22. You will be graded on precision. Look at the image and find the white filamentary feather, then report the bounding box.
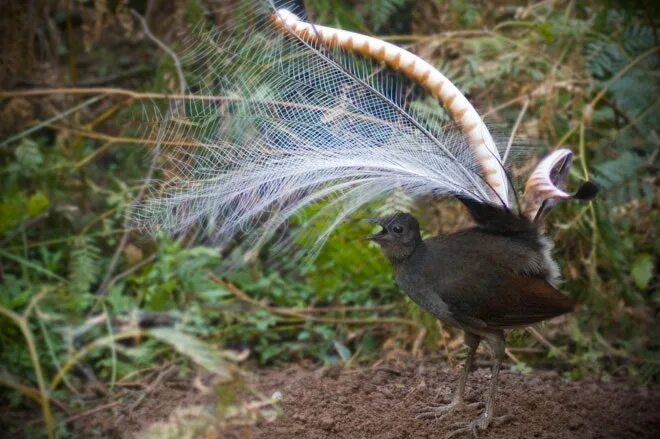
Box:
[271,9,509,205]
[138,4,573,256]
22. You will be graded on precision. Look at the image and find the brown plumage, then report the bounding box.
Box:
[368,204,574,436]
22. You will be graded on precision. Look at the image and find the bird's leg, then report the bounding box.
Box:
[416,332,482,420]
[452,332,480,406]
[447,331,512,437]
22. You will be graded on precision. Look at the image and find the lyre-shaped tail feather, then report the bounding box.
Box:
[270,9,600,223]
[271,9,599,223]
[136,3,500,254]
[138,3,593,255]
[523,149,598,221]
[272,9,509,206]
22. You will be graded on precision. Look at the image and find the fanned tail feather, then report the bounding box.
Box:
[136,3,499,255]
[137,2,595,257]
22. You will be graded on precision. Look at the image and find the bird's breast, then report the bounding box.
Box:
[394,266,456,324]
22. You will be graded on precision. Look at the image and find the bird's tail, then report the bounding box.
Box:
[136,3,595,255]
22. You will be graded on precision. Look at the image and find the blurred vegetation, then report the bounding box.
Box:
[0,0,657,437]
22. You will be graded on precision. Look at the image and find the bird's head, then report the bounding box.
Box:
[365,212,422,263]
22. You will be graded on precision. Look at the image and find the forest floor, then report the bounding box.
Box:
[59,352,660,439]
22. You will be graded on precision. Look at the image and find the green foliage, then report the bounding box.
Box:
[130,240,221,311]
[68,236,101,299]
[367,0,408,31]
[307,0,410,33]
[511,362,533,375]
[149,327,236,379]
[631,254,654,291]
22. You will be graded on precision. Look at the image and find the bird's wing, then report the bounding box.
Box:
[443,272,574,329]
[479,274,574,328]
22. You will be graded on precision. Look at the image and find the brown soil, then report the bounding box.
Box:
[0,355,660,439]
[63,353,660,439]
[232,355,660,439]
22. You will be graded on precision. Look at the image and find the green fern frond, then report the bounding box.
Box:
[69,236,101,296]
[368,0,408,32]
[593,152,644,191]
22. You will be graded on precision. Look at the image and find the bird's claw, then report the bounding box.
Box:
[416,400,482,420]
[446,414,512,438]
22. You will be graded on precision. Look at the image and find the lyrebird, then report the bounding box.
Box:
[140,5,597,436]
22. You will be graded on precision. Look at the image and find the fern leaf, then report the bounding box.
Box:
[69,236,101,296]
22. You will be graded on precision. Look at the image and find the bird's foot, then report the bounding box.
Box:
[446,413,512,438]
[416,400,482,420]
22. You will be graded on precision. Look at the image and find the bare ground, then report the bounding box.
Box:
[232,356,659,439]
[57,353,660,439]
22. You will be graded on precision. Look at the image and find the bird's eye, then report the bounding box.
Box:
[392,225,403,234]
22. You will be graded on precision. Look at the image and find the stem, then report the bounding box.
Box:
[20,318,55,439]
[51,330,143,391]
[579,122,600,296]
[0,295,56,439]
[0,96,102,147]
[503,99,529,164]
[65,0,77,86]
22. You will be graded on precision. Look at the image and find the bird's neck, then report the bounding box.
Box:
[383,238,423,265]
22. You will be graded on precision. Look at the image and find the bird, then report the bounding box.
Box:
[366,202,580,436]
[140,5,598,436]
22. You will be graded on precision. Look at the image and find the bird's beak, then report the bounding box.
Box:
[362,218,387,241]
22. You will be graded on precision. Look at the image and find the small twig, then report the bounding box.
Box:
[437,320,454,367]
[94,235,131,302]
[65,0,77,85]
[291,303,397,314]
[0,87,193,99]
[51,329,144,391]
[0,288,56,439]
[48,123,209,148]
[0,88,407,129]
[64,401,120,423]
[505,348,520,363]
[502,98,529,164]
[98,253,157,299]
[116,365,161,385]
[372,366,402,376]
[74,139,115,168]
[526,326,561,356]
[114,381,147,388]
[36,308,80,396]
[209,274,418,327]
[481,80,581,119]
[382,30,493,43]
[77,65,153,86]
[128,364,177,412]
[507,347,545,353]
[0,249,67,281]
[130,9,186,95]
[0,96,102,147]
[411,327,427,357]
[0,372,70,414]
